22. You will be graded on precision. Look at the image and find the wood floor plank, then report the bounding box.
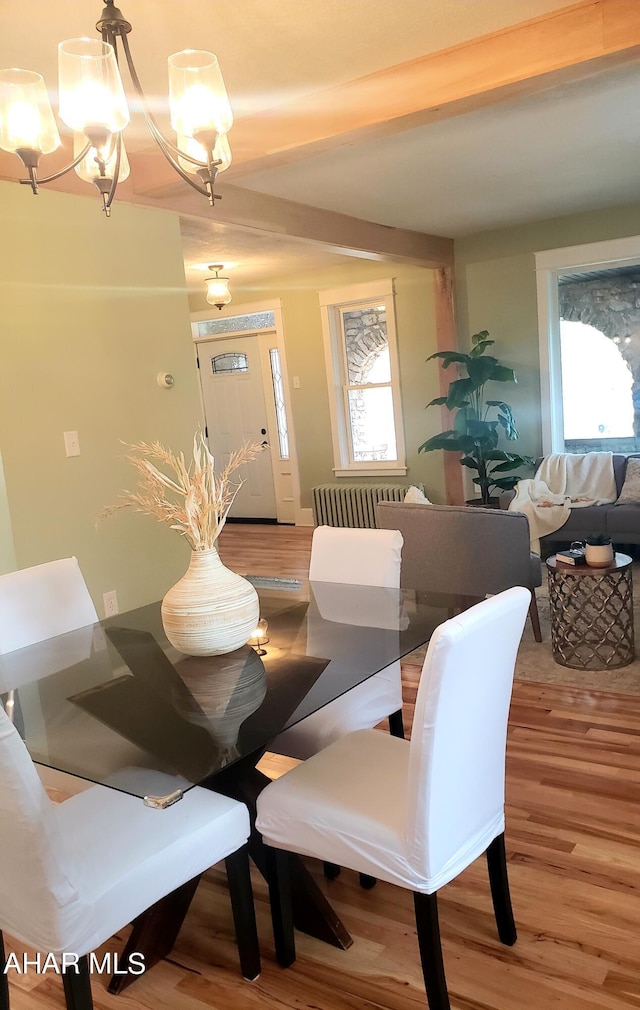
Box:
[6,523,640,1010]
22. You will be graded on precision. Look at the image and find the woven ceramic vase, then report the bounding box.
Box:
[161,546,259,656]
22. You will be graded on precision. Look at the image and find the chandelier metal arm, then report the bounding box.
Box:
[131,103,217,199]
[99,130,122,216]
[19,139,93,190]
[117,33,221,203]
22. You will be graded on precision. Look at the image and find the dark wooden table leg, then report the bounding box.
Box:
[108,748,352,992]
[108,875,201,994]
[213,752,353,950]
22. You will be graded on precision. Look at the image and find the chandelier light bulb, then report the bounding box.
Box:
[0,69,61,155]
[205,265,232,310]
[73,130,130,185]
[8,101,43,149]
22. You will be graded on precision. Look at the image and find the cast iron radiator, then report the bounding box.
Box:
[311,484,420,528]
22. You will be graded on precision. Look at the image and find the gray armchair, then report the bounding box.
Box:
[376,501,542,642]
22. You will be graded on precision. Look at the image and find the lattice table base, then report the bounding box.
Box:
[547,558,635,671]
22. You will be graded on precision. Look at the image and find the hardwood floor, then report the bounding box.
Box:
[7,524,640,1010]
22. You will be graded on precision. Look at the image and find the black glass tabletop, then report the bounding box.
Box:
[0,577,453,803]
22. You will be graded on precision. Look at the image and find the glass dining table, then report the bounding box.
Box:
[0,575,458,989]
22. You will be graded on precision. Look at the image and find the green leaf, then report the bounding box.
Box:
[466,418,498,438]
[426,351,472,369]
[425,396,448,408]
[471,330,491,345]
[418,431,466,453]
[490,458,530,473]
[470,340,494,358]
[488,365,517,383]
[453,408,470,434]
[488,475,522,492]
[460,455,480,471]
[488,458,532,472]
[445,378,475,409]
[486,400,514,415]
[466,356,499,386]
[498,416,519,440]
[487,401,518,438]
[502,419,518,439]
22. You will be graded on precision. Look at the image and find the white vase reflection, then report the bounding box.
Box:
[175,646,267,766]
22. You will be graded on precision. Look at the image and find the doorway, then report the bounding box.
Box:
[196,329,297,523]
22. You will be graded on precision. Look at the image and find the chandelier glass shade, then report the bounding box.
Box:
[0,70,61,155]
[168,51,233,137]
[205,265,232,310]
[0,1,233,217]
[58,38,130,134]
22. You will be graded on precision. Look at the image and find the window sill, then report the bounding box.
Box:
[333,466,408,478]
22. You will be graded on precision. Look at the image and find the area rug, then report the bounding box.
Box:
[515,563,640,694]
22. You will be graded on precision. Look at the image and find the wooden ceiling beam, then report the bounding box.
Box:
[226,0,640,177]
[129,176,454,267]
[0,146,452,267]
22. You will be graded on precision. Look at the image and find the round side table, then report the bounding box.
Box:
[546,553,635,670]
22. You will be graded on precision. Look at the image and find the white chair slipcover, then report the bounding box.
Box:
[256,587,530,1010]
[269,525,405,761]
[0,557,98,654]
[0,558,100,794]
[0,705,260,1010]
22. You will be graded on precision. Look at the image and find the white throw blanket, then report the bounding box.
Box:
[509,451,617,553]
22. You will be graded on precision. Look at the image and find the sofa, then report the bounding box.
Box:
[503,453,640,547]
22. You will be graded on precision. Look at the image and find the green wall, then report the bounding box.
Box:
[454,201,640,460]
[0,181,202,613]
[190,260,447,505]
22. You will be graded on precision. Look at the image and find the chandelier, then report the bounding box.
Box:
[205,265,232,310]
[0,1,233,217]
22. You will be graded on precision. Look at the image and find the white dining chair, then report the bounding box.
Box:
[256,587,530,1010]
[0,557,99,653]
[269,525,405,761]
[0,705,260,1010]
[0,557,100,793]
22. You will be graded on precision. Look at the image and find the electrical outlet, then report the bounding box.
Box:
[103,590,119,617]
[64,431,80,457]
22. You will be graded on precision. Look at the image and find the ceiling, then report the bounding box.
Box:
[2,0,639,291]
[239,61,640,238]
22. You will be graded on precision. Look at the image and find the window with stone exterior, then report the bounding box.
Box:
[558,267,640,453]
[319,279,406,476]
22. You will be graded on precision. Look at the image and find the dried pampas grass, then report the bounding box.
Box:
[99,433,263,550]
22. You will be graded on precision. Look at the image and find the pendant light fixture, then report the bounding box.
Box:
[205,265,232,310]
[0,1,233,216]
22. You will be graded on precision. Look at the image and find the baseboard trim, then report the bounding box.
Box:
[225,516,278,525]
